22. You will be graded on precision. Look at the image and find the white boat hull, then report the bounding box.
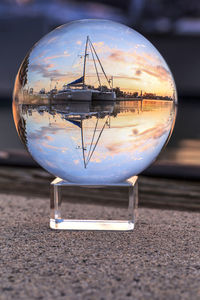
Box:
[92,91,116,101]
[53,90,116,102]
[54,90,92,101]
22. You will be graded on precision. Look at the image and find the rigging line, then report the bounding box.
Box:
[80,119,87,168]
[107,115,111,128]
[83,36,89,86]
[89,37,112,89]
[86,115,109,167]
[86,117,99,165]
[88,39,101,88]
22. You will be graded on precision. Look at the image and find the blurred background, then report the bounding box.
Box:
[0,0,199,179]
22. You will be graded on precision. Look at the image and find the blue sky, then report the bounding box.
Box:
[25,19,176,97]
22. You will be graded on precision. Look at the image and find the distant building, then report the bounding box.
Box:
[29,88,33,94]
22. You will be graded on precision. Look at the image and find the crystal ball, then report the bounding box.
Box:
[13,19,177,184]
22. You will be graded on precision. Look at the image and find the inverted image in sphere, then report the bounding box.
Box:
[13,19,177,183]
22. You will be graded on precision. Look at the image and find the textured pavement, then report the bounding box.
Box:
[0,193,200,300]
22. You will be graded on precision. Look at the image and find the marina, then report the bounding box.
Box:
[53,36,116,102]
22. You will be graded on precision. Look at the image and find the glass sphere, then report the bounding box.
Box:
[13,19,177,184]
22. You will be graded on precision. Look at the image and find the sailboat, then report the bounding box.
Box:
[54,36,116,102]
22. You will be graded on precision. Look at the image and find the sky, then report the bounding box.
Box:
[25,20,176,97]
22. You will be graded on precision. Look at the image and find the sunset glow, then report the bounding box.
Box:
[21,20,176,98]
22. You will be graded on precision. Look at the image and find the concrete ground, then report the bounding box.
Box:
[0,193,199,300]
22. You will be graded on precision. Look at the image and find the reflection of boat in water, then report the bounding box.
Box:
[66,113,111,169]
[53,36,116,102]
[56,101,114,168]
[21,99,146,168]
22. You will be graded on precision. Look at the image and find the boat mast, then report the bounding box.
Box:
[83,36,89,88]
[88,39,101,90]
[80,119,87,168]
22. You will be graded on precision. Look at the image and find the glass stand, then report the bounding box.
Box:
[50,176,138,231]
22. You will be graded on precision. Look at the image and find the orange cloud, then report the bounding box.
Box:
[46,135,54,141]
[113,74,140,81]
[106,122,170,155]
[93,41,104,48]
[102,46,171,83]
[30,63,66,79]
[41,141,68,151]
[46,63,55,69]
[44,52,70,61]
[109,49,126,62]
[141,65,171,82]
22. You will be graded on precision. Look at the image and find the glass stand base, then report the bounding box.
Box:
[50,176,138,231]
[50,220,134,231]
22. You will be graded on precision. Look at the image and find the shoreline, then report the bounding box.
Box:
[116,97,172,101]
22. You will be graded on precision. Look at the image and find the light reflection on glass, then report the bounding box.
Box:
[13,19,177,183]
